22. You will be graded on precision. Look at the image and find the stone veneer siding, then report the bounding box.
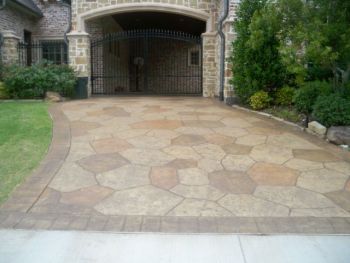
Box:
[1,31,20,65]
[32,0,70,38]
[0,1,69,40]
[202,32,217,97]
[0,4,37,40]
[71,0,213,30]
[69,0,224,97]
[1,0,237,100]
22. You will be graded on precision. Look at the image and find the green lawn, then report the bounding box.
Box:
[0,102,52,204]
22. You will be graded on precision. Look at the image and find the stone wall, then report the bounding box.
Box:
[71,0,213,30]
[68,0,237,100]
[224,0,238,102]
[67,32,90,76]
[213,0,238,101]
[1,31,20,65]
[0,5,37,39]
[0,0,69,40]
[202,32,217,97]
[32,0,70,39]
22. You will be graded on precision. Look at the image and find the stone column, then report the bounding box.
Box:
[223,21,235,104]
[201,32,217,98]
[66,31,91,97]
[1,30,20,65]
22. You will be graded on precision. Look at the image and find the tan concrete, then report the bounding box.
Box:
[2,97,350,232]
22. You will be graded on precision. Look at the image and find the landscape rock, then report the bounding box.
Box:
[307,121,327,137]
[45,91,62,102]
[327,126,350,146]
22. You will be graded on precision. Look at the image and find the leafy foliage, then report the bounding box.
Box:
[275,86,295,106]
[276,0,350,87]
[293,81,332,114]
[249,90,271,110]
[3,62,76,99]
[230,0,268,103]
[230,0,350,105]
[0,82,8,99]
[312,94,350,127]
[0,60,4,81]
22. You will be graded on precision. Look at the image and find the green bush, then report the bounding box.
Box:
[0,61,4,81]
[230,0,271,104]
[0,81,9,99]
[275,86,295,106]
[3,62,76,99]
[339,82,350,99]
[293,81,332,114]
[250,91,271,110]
[312,94,350,127]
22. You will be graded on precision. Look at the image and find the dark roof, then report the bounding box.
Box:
[10,0,43,17]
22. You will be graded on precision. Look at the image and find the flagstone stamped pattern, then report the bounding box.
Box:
[1,97,350,234]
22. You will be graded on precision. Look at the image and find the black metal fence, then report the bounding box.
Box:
[18,40,68,66]
[91,29,202,95]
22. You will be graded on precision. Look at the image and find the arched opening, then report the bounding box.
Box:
[87,10,207,95]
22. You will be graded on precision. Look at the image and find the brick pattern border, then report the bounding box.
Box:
[0,104,70,213]
[1,103,350,234]
[1,212,350,234]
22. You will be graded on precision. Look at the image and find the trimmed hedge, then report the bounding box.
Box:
[312,94,350,127]
[293,81,332,114]
[3,63,76,99]
[275,86,295,106]
[249,91,271,110]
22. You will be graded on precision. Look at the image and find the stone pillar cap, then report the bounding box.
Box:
[1,30,20,40]
[66,31,90,37]
[201,32,217,37]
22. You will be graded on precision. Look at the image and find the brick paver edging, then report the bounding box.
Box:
[0,104,71,213]
[1,212,350,234]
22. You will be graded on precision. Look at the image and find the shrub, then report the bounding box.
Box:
[312,94,350,127]
[0,61,4,81]
[293,81,332,114]
[3,62,76,99]
[275,86,295,106]
[249,91,271,110]
[230,0,271,104]
[0,81,9,99]
[339,82,350,99]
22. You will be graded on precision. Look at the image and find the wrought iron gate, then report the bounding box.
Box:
[91,29,202,95]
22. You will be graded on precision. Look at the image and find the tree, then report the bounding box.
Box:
[231,0,350,104]
[277,0,350,88]
[246,4,286,92]
[230,0,268,103]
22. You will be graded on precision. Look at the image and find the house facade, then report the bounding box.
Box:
[0,0,238,102]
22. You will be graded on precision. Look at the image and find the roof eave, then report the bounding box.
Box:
[8,0,43,18]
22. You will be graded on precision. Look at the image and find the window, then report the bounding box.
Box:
[41,40,68,64]
[188,48,200,66]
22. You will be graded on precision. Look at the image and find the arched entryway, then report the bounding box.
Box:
[88,11,206,95]
[67,3,217,97]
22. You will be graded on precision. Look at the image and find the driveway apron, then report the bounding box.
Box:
[1,97,350,233]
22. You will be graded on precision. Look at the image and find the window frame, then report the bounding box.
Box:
[40,40,68,65]
[187,47,201,67]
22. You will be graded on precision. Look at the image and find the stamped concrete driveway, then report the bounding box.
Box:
[1,97,350,233]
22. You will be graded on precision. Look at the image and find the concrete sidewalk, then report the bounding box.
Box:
[0,230,349,263]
